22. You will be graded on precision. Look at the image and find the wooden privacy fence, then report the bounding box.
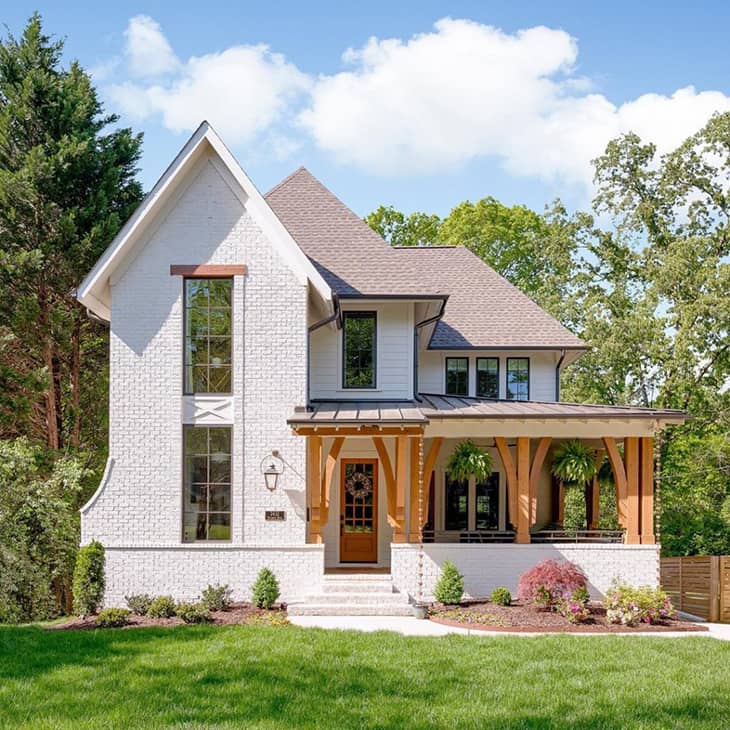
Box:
[660,556,730,623]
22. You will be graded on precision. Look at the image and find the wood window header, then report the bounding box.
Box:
[170,264,247,277]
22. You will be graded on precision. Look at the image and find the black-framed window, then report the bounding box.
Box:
[184,278,232,394]
[476,473,500,530]
[444,473,469,530]
[506,357,530,401]
[476,357,499,399]
[183,426,232,542]
[343,311,376,389]
[445,357,469,396]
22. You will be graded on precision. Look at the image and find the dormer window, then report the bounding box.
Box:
[184,278,232,394]
[343,311,376,389]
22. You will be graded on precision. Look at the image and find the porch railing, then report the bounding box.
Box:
[422,529,516,544]
[531,529,625,544]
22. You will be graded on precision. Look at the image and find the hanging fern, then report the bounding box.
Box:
[551,440,597,486]
[445,440,493,482]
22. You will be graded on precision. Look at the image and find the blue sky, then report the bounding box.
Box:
[5,2,730,217]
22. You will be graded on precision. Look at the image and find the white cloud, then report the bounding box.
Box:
[109,19,310,146]
[299,18,730,188]
[124,15,179,77]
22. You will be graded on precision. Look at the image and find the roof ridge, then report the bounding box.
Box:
[264,166,307,198]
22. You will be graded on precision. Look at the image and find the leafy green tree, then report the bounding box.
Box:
[364,205,441,247]
[0,14,142,452]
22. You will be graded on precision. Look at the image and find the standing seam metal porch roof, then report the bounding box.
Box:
[288,396,687,426]
[265,168,586,350]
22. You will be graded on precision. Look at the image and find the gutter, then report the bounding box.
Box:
[555,349,566,401]
[306,294,340,407]
[413,297,448,401]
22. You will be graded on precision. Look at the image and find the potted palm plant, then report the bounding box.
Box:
[551,440,599,529]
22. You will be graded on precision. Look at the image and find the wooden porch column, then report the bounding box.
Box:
[640,437,655,544]
[603,437,628,529]
[624,437,641,544]
[320,437,344,527]
[421,437,443,528]
[588,449,603,530]
[529,437,551,528]
[516,437,531,544]
[495,437,517,528]
[307,435,323,543]
[394,435,408,543]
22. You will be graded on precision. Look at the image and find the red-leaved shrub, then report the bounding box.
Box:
[517,559,587,609]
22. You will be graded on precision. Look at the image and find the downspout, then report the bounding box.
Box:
[555,349,566,401]
[307,294,340,408]
[413,297,448,402]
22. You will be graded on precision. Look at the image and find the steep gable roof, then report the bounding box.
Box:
[266,168,585,350]
[78,123,332,321]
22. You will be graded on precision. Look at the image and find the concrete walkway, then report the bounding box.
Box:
[289,615,730,640]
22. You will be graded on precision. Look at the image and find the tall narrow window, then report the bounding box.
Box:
[506,357,529,401]
[184,278,232,394]
[343,311,376,388]
[476,473,500,530]
[444,473,469,530]
[183,426,231,541]
[445,357,469,396]
[476,357,499,399]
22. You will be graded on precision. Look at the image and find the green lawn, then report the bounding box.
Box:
[1,624,729,729]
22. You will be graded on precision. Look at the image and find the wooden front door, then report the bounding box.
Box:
[340,459,378,563]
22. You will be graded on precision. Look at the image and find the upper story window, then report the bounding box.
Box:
[445,357,469,396]
[476,357,499,399]
[184,278,232,394]
[343,311,376,389]
[506,357,530,401]
[183,426,231,542]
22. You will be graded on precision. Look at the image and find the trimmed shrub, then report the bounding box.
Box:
[490,587,512,606]
[125,594,153,616]
[604,584,675,626]
[201,583,233,611]
[251,568,280,609]
[146,595,176,618]
[176,601,211,624]
[72,541,105,616]
[556,587,591,624]
[434,561,464,605]
[517,559,587,610]
[95,607,131,628]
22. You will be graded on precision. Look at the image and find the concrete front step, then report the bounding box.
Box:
[287,602,414,617]
[322,580,396,594]
[299,592,408,606]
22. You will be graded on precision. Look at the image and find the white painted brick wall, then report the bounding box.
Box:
[391,543,660,601]
[81,154,311,599]
[103,546,324,606]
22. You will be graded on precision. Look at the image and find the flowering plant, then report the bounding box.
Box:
[604,583,675,626]
[556,586,591,624]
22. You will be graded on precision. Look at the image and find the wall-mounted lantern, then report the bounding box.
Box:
[261,451,284,492]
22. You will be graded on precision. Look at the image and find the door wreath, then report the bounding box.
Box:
[345,471,373,499]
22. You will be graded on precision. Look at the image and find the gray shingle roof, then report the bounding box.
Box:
[265,167,585,350]
[288,397,687,426]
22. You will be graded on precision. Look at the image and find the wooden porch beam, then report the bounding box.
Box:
[372,437,398,530]
[589,448,604,530]
[307,436,323,543]
[529,437,551,527]
[495,437,517,528]
[421,437,443,528]
[602,437,628,528]
[320,437,344,527]
[640,437,655,544]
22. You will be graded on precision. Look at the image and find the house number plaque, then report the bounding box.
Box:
[265,510,286,522]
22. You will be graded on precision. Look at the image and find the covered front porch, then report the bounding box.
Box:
[289,396,685,578]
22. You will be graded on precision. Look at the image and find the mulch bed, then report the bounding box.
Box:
[429,601,708,633]
[46,603,288,631]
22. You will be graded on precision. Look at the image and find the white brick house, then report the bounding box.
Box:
[77,122,684,612]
